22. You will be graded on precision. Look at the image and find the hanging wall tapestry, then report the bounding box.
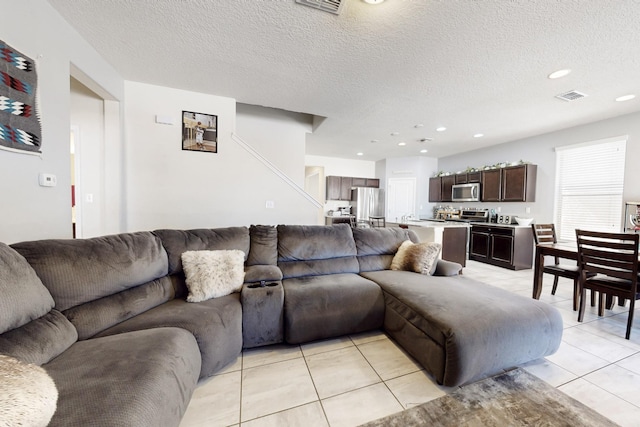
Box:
[0,39,41,154]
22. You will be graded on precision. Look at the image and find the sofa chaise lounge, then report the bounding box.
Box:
[0,224,562,426]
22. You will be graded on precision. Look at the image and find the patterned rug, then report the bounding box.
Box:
[361,368,618,427]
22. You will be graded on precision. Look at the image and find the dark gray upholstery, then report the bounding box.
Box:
[0,310,77,365]
[247,225,278,266]
[154,227,250,275]
[244,265,283,284]
[283,273,384,344]
[94,294,242,379]
[11,232,168,311]
[44,328,200,427]
[0,242,54,334]
[353,227,418,272]
[277,224,359,278]
[361,270,563,387]
[241,282,284,348]
[63,276,176,340]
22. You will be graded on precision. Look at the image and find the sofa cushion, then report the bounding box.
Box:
[277,224,359,279]
[0,310,77,366]
[62,276,176,340]
[94,295,242,379]
[282,273,385,344]
[182,250,245,302]
[361,270,563,386]
[247,225,278,266]
[352,227,419,272]
[244,265,283,284]
[154,227,250,275]
[44,328,201,427]
[0,242,54,335]
[11,232,168,312]
[391,240,441,275]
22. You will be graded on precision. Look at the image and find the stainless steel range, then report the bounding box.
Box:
[450,208,489,223]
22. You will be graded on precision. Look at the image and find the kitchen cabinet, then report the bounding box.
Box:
[326,175,379,200]
[469,224,533,270]
[481,164,537,202]
[339,177,353,200]
[502,164,537,202]
[455,173,468,184]
[441,175,455,202]
[481,169,502,201]
[429,177,442,202]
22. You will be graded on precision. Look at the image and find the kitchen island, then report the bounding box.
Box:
[390,220,470,267]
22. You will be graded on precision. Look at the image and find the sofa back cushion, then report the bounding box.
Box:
[247,225,277,266]
[154,227,251,275]
[0,310,77,365]
[0,242,55,335]
[12,232,169,312]
[352,228,419,272]
[277,224,359,279]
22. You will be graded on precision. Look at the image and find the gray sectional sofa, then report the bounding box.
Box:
[0,224,563,426]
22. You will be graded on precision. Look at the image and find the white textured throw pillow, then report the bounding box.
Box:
[0,355,58,427]
[391,240,442,275]
[182,250,245,302]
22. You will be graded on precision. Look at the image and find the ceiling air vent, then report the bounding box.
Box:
[555,90,588,102]
[296,0,345,15]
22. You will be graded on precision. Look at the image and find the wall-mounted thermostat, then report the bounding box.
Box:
[38,173,57,187]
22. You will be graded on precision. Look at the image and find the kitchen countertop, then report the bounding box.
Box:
[398,220,471,228]
[469,222,533,229]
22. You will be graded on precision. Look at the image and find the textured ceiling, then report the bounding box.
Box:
[47,0,640,161]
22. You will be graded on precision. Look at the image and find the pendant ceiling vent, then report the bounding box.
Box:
[555,90,588,102]
[296,0,345,15]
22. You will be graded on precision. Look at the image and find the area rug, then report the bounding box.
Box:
[361,368,619,427]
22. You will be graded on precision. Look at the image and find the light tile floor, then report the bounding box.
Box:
[180,260,640,427]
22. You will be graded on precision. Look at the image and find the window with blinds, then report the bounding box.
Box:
[554,136,627,241]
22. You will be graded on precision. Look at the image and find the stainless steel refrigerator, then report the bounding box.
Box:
[349,187,385,225]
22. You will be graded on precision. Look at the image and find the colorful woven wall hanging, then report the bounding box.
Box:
[0,40,41,154]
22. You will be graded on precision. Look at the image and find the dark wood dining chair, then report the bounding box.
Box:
[532,224,594,310]
[575,229,640,340]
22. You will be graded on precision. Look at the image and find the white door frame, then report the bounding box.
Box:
[71,125,82,238]
[387,177,417,223]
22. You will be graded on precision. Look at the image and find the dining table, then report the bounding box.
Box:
[532,240,640,301]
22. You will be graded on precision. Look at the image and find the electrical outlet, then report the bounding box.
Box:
[525,207,531,214]
[497,207,501,213]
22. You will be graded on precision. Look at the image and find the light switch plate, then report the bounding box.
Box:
[38,173,57,187]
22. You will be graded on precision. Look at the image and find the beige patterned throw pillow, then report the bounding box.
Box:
[182,250,245,302]
[391,240,442,275]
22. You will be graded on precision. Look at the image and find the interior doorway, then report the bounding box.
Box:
[387,177,416,223]
[305,166,325,224]
[70,126,81,238]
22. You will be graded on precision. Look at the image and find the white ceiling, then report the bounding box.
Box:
[48,0,640,161]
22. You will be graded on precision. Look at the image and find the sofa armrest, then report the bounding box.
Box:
[433,259,463,276]
[244,265,283,283]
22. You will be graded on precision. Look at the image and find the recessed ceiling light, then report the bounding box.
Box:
[356,152,364,156]
[615,94,636,102]
[363,0,385,4]
[436,127,447,132]
[420,149,428,153]
[398,142,406,146]
[473,133,484,138]
[548,69,571,79]
[390,132,400,136]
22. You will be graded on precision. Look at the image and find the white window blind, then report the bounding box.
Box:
[554,137,626,241]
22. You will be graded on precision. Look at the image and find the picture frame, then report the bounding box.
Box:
[182,110,218,153]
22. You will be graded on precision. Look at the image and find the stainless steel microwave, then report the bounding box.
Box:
[452,183,481,202]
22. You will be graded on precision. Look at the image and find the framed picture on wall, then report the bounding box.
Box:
[182,111,218,153]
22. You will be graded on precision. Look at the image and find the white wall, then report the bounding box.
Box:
[438,111,640,224]
[125,81,318,231]
[1,0,124,244]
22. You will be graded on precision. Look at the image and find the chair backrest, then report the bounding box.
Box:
[575,229,639,282]
[531,224,558,245]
